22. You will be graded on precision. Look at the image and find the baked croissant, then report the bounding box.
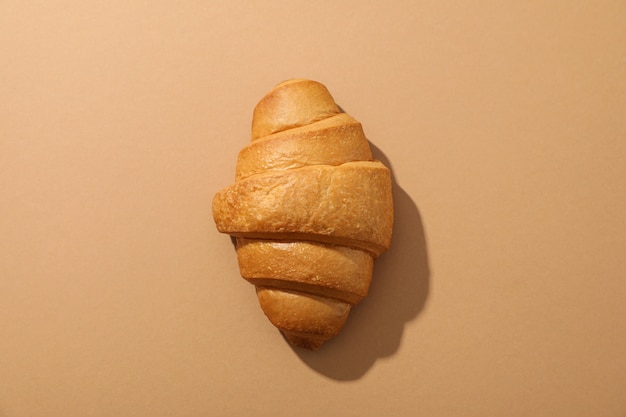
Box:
[212,79,393,350]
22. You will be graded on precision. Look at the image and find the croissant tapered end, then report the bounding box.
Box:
[256,287,351,350]
[282,332,325,351]
[251,79,340,140]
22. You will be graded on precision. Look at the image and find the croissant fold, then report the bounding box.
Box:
[212,79,393,350]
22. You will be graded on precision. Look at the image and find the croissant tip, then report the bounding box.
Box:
[274,78,311,88]
[282,331,326,351]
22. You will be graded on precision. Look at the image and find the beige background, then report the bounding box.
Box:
[1,1,625,416]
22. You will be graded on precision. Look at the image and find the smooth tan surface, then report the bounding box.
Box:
[1,1,625,416]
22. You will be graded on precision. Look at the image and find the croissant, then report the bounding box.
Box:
[212,79,393,350]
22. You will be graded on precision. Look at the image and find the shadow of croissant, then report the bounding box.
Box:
[289,141,430,380]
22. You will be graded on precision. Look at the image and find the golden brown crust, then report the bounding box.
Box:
[251,79,340,140]
[255,287,351,350]
[236,238,373,305]
[213,161,393,256]
[236,113,372,181]
[212,79,393,349]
